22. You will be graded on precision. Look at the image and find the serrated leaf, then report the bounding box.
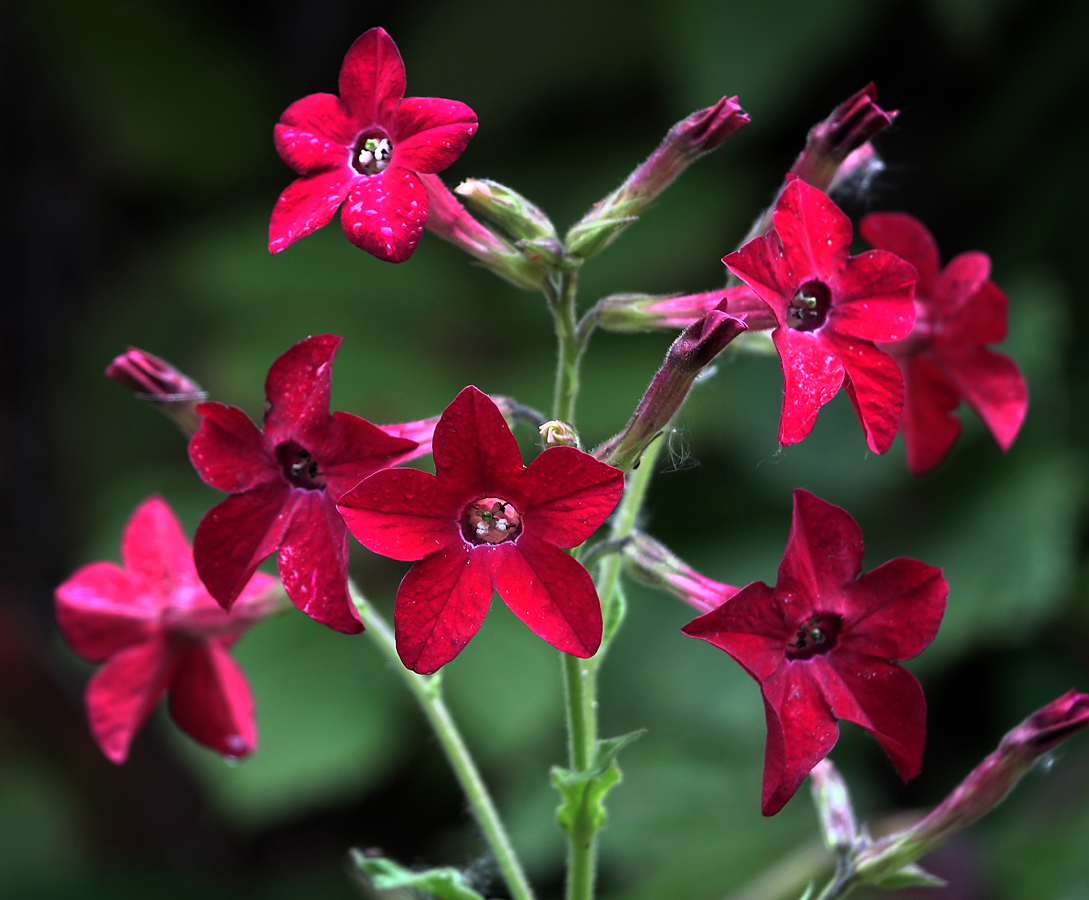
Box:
[871,861,946,889]
[552,730,644,836]
[350,852,487,900]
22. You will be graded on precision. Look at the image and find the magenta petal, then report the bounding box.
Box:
[55,562,158,661]
[823,652,927,782]
[942,346,1028,452]
[341,167,428,263]
[772,329,844,446]
[394,545,493,674]
[519,447,624,547]
[277,491,361,635]
[777,490,864,606]
[900,355,962,474]
[379,413,440,460]
[842,557,947,660]
[432,386,525,491]
[263,334,341,442]
[318,411,418,499]
[390,97,477,174]
[189,402,276,493]
[86,639,177,764]
[490,538,602,658]
[682,581,791,682]
[860,212,941,292]
[723,232,797,324]
[832,250,917,341]
[760,663,839,816]
[121,496,197,591]
[193,483,295,608]
[169,641,257,757]
[338,467,460,561]
[278,91,357,148]
[269,168,355,254]
[772,178,854,280]
[825,331,904,454]
[338,27,406,126]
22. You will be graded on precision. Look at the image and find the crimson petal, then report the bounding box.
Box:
[941,346,1028,452]
[900,355,962,474]
[432,386,524,492]
[826,330,904,454]
[777,490,864,604]
[772,178,853,280]
[942,279,1008,346]
[263,334,341,443]
[121,495,197,591]
[86,639,177,764]
[277,491,361,635]
[341,167,428,263]
[189,402,276,493]
[394,545,493,674]
[391,97,477,174]
[519,447,624,548]
[723,232,797,325]
[933,251,991,318]
[490,538,602,658]
[269,168,356,254]
[193,483,295,608]
[169,641,258,757]
[274,95,354,173]
[319,410,419,499]
[842,557,947,660]
[338,27,406,126]
[860,212,941,292]
[832,250,916,341]
[772,329,844,446]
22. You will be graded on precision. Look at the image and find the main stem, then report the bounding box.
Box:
[350,583,536,900]
[552,272,583,425]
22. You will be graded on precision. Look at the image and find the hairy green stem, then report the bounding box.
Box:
[551,272,584,425]
[350,582,536,900]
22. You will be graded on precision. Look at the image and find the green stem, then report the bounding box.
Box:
[552,272,584,424]
[350,582,536,900]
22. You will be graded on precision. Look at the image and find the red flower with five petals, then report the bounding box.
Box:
[723,178,918,452]
[188,335,418,634]
[682,490,947,816]
[337,386,625,674]
[270,27,477,262]
[54,496,279,763]
[860,213,1029,473]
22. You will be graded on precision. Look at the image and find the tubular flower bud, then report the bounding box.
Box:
[106,347,207,437]
[596,286,770,333]
[623,532,739,614]
[454,178,557,242]
[421,175,548,290]
[595,311,746,471]
[854,690,1089,884]
[567,96,749,259]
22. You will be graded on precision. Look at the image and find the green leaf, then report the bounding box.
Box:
[350,852,487,900]
[552,730,644,836]
[601,579,628,651]
[871,861,946,889]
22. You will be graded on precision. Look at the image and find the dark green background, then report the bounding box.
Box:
[2,0,1087,897]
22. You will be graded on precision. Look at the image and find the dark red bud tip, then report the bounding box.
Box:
[669,310,747,370]
[676,95,751,155]
[106,347,203,399]
[813,83,896,163]
[1004,689,1089,757]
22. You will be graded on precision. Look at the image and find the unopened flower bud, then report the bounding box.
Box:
[539,420,580,448]
[623,532,738,613]
[421,175,548,290]
[567,97,749,259]
[854,690,1089,885]
[809,759,858,854]
[106,347,206,437]
[791,84,896,192]
[454,179,557,242]
[594,311,745,470]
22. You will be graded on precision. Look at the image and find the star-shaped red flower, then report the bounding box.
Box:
[723,178,918,452]
[682,489,947,816]
[54,496,279,763]
[270,27,477,262]
[860,213,1029,473]
[188,334,418,634]
[337,386,625,674]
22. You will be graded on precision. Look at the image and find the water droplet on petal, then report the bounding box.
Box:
[364,209,377,217]
[380,226,393,236]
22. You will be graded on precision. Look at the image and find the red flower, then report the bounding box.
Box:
[54,496,279,763]
[682,490,947,816]
[337,386,625,674]
[188,335,418,634]
[860,213,1028,473]
[270,27,477,262]
[722,178,917,452]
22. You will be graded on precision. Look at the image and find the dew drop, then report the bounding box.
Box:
[380,226,393,236]
[364,209,377,217]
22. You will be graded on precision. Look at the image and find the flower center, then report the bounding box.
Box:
[785,612,843,660]
[352,133,393,176]
[276,441,326,490]
[787,280,832,332]
[461,498,522,545]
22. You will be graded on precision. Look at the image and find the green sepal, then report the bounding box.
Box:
[552,730,644,836]
[600,579,628,653]
[516,236,582,271]
[565,216,639,260]
[870,861,946,889]
[796,882,816,900]
[350,852,487,900]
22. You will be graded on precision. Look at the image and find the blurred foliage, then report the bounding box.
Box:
[4,0,1089,898]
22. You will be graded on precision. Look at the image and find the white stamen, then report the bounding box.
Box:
[476,521,489,536]
[495,519,508,532]
[358,149,375,168]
